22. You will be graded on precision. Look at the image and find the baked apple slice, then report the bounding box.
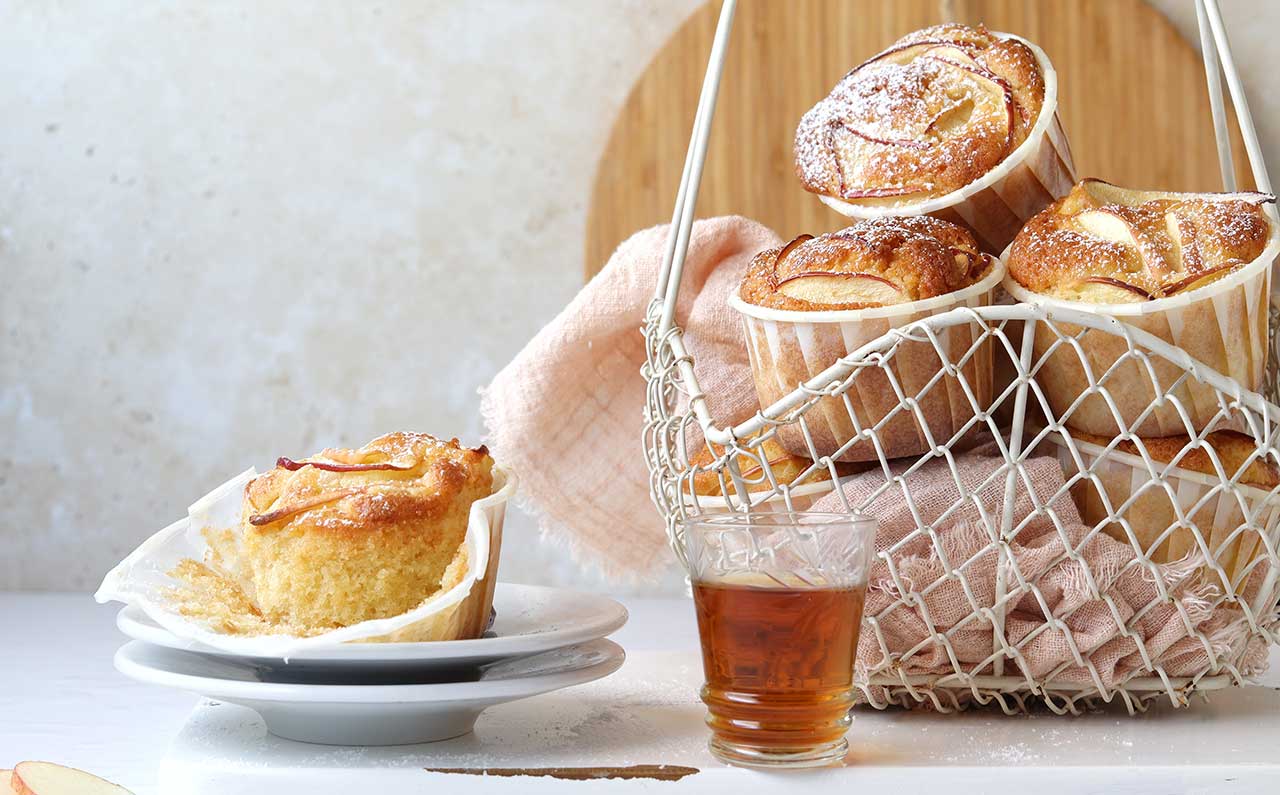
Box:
[1074,208,1172,277]
[1080,178,1275,208]
[1159,264,1237,297]
[921,55,1017,155]
[776,272,906,305]
[11,763,133,795]
[1074,276,1152,303]
[275,456,414,473]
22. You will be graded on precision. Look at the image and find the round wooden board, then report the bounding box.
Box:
[586,0,1252,278]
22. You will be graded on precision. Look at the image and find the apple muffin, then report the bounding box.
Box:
[796,24,1046,207]
[730,217,1002,462]
[738,216,991,311]
[168,431,501,638]
[1005,179,1274,303]
[1001,179,1278,437]
[235,432,496,630]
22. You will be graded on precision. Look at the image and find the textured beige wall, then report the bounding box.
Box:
[1,0,1275,591]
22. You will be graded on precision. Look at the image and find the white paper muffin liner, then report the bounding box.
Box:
[730,258,1004,462]
[817,35,1077,255]
[94,465,516,656]
[1003,221,1280,438]
[1042,431,1279,589]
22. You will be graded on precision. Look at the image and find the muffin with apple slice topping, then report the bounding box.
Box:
[730,216,1003,462]
[1006,178,1273,303]
[1003,179,1278,436]
[796,23,1075,254]
[168,431,506,641]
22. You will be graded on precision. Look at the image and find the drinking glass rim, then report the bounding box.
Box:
[679,511,875,530]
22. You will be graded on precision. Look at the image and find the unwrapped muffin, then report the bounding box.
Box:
[165,431,505,642]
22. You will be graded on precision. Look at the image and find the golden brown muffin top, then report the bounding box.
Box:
[243,432,494,535]
[738,216,990,312]
[688,436,863,496]
[1072,429,1279,488]
[795,24,1046,205]
[1006,179,1275,303]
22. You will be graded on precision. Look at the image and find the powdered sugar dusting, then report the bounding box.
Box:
[796,25,1044,202]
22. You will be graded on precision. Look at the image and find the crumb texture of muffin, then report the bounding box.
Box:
[738,216,989,312]
[1006,179,1274,303]
[212,432,496,633]
[796,23,1045,205]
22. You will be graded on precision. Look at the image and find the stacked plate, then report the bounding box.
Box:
[113,583,628,745]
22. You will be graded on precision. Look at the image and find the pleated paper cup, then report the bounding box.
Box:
[1043,431,1278,590]
[1003,222,1280,438]
[729,258,1003,463]
[95,466,516,655]
[817,35,1076,255]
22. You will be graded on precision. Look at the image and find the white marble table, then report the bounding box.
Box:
[3,592,1280,794]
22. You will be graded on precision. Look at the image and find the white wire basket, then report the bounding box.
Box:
[642,0,1280,714]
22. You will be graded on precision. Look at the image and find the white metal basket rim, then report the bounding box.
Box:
[720,301,1280,446]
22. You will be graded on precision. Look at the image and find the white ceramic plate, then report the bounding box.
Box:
[115,638,625,746]
[116,583,628,675]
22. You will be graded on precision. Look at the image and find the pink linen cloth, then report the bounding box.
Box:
[481,217,782,578]
[481,215,1268,685]
[810,446,1270,689]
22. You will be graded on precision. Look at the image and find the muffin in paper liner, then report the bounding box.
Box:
[816,35,1076,254]
[1041,431,1279,590]
[729,258,1003,462]
[94,465,516,656]
[1002,219,1280,438]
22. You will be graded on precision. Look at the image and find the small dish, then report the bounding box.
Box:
[116,583,627,675]
[114,638,625,746]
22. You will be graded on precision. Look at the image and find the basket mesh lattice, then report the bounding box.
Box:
[643,298,1280,714]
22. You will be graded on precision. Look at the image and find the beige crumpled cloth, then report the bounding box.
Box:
[482,216,1269,683]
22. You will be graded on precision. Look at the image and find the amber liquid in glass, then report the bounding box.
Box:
[693,581,865,758]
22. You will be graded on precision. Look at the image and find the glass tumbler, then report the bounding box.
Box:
[683,511,876,769]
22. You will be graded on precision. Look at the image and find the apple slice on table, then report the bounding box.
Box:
[3,770,14,795]
[11,763,133,795]
[777,272,906,305]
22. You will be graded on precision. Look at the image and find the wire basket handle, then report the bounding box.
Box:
[653,0,1280,423]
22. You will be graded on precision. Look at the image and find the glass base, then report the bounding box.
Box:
[708,735,847,769]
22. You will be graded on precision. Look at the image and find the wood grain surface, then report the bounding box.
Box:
[585,0,1251,278]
